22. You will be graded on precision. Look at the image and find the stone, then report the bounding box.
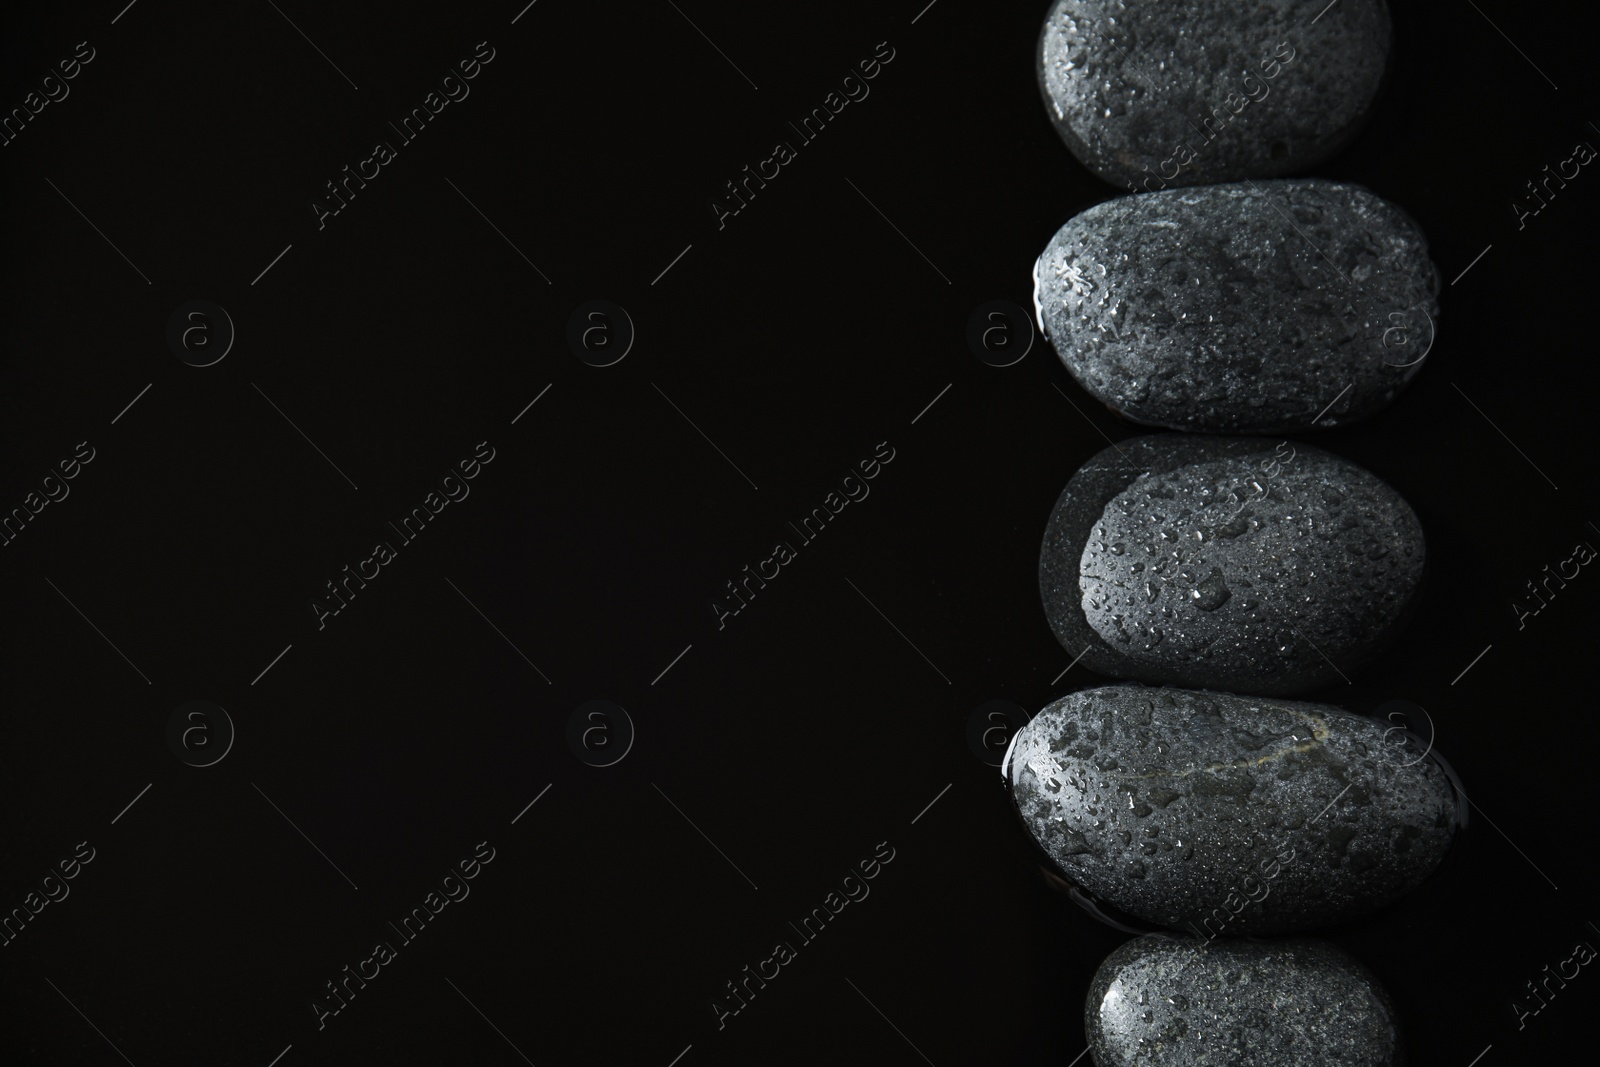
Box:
[1004,684,1458,935]
[1084,934,1404,1066]
[1039,434,1424,694]
[1032,179,1440,434]
[1038,0,1393,189]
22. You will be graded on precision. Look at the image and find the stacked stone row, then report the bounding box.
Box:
[1010,3,1452,1065]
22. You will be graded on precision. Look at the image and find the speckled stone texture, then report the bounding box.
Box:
[1038,0,1392,189]
[1040,435,1424,694]
[1085,934,1404,1066]
[1033,179,1440,434]
[1004,685,1457,935]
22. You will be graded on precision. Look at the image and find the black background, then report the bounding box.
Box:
[2,1,1596,1064]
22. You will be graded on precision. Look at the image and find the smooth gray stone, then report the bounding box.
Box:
[1039,434,1424,694]
[1038,0,1393,189]
[1085,934,1404,1066]
[1033,179,1441,434]
[1004,684,1458,935]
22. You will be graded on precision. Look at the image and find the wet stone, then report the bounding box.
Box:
[1085,934,1403,1066]
[1039,434,1424,694]
[1005,684,1458,935]
[1032,179,1440,434]
[1038,0,1393,189]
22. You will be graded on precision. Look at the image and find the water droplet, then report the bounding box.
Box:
[1208,510,1252,539]
[1190,568,1232,611]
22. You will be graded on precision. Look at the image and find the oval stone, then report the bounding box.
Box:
[1085,934,1403,1066]
[1004,684,1458,935]
[1033,179,1440,434]
[1038,0,1393,189]
[1040,434,1424,694]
